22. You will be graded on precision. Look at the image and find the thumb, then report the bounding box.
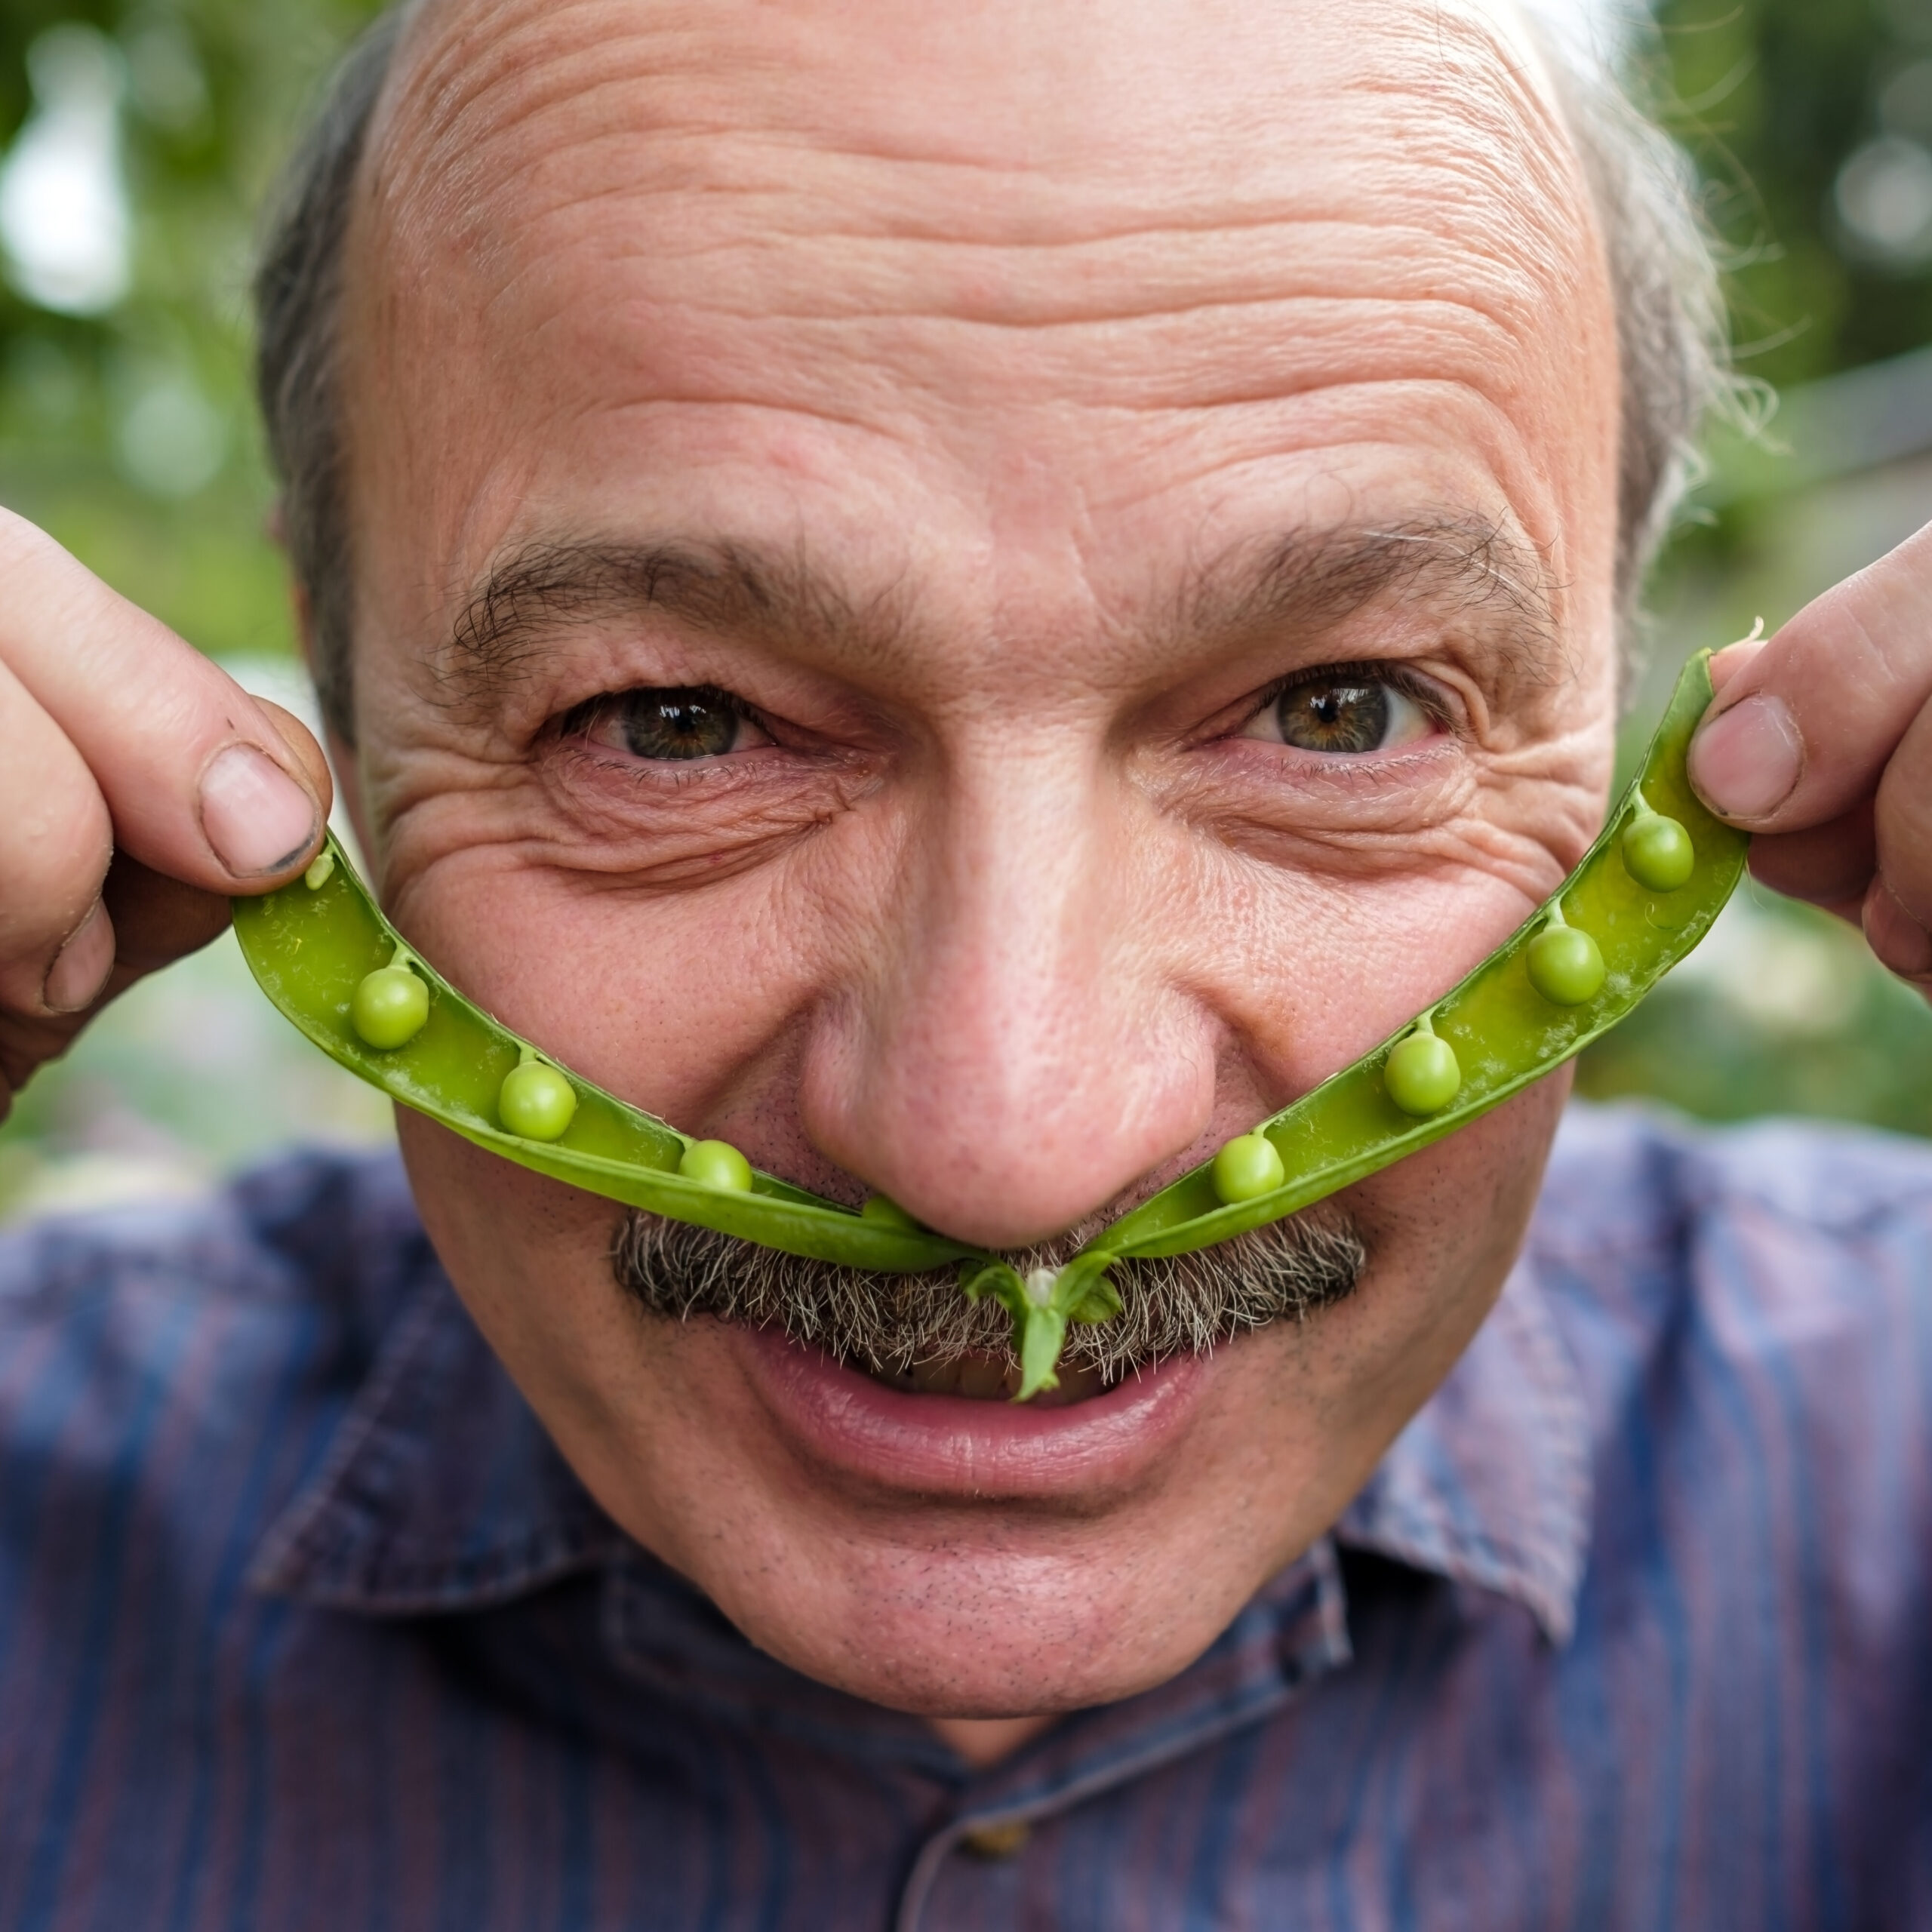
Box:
[250,695,335,831]
[1687,519,1932,832]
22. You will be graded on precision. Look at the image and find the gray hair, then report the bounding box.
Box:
[612,1199,1366,1383]
[254,6,1741,742]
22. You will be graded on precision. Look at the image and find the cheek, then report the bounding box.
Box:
[393,1111,810,1573]
[1335,1069,1570,1391]
[395,1112,656,1437]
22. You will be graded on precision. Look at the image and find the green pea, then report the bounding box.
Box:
[1526,924,1606,1006]
[349,964,429,1050]
[860,1192,921,1229]
[234,650,1749,1407]
[498,1060,577,1140]
[1211,1131,1286,1204]
[678,1138,754,1192]
[1622,814,1694,892]
[1386,1030,1461,1117]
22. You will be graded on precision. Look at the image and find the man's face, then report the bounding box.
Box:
[332,0,1620,1718]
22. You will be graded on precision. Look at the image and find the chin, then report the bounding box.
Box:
[721,1523,1247,1719]
[663,1322,1289,1718]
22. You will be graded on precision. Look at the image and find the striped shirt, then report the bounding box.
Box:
[1,1104,1929,1930]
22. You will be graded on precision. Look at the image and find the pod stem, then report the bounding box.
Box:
[1543,897,1571,931]
[386,940,423,976]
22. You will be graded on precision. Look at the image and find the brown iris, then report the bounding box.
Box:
[618,687,743,760]
[1274,678,1391,755]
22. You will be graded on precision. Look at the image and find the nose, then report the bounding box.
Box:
[798,741,1216,1250]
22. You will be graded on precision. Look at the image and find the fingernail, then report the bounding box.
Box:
[43,901,115,1014]
[1687,694,1804,821]
[199,745,318,878]
[1866,881,1932,981]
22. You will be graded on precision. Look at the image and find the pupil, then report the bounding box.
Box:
[622,688,739,761]
[1276,680,1389,755]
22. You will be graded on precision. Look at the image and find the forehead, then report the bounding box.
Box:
[347,0,1612,607]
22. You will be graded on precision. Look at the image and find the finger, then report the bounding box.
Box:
[1864,880,1932,986]
[1687,518,1932,832]
[0,510,329,891]
[40,856,231,1021]
[1706,635,1766,698]
[0,857,232,1115]
[0,651,113,1014]
[97,854,231,980]
[1746,798,1876,914]
[1866,692,1932,986]
[251,695,334,810]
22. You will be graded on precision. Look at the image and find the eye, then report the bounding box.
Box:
[579,686,774,761]
[1239,671,1435,755]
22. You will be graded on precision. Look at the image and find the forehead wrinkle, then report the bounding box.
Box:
[347,0,1617,669]
[352,2,1607,483]
[1352,8,1601,299]
[366,0,1597,296]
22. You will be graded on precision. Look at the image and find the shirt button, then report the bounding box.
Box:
[957,1819,1032,1861]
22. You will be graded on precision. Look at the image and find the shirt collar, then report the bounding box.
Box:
[253,1241,1589,1644]
[1336,1256,1592,1644]
[248,1266,621,1609]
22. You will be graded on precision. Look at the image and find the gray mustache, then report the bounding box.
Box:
[611,1208,1366,1382]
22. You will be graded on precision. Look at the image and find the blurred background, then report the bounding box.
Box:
[2,0,1932,1221]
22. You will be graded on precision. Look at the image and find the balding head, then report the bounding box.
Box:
[258,0,1727,745]
[349,0,1608,633]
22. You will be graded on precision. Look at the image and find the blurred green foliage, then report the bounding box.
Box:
[0,0,1930,1217]
[1654,0,1932,387]
[1581,0,1932,1134]
[0,0,380,655]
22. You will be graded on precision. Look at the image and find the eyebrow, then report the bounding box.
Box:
[444,510,1557,698]
[1182,512,1558,671]
[445,537,911,691]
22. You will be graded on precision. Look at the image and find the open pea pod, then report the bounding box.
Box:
[229,857,982,1273]
[1072,648,1749,1266]
[231,648,1745,1398]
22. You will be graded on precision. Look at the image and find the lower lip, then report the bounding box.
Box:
[731,1324,1213,1500]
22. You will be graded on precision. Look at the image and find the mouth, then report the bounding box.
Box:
[731,1321,1210,1498]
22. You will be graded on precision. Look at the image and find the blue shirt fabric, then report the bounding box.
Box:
[2,1104,1929,1930]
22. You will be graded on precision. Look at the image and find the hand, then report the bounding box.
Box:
[1686,518,1932,995]
[0,509,331,1119]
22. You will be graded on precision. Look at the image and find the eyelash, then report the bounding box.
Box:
[559,686,774,764]
[554,663,1446,777]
